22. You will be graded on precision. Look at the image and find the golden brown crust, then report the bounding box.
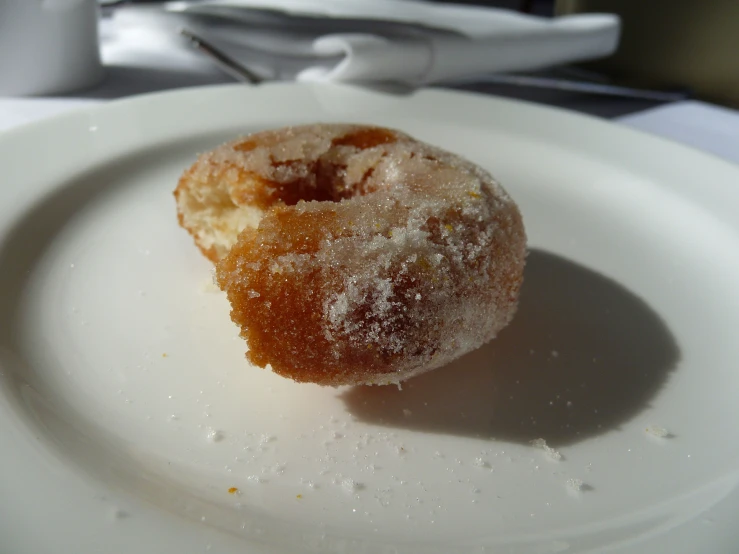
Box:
[176,124,526,386]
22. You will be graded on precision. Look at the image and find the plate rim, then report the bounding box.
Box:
[1,81,739,554]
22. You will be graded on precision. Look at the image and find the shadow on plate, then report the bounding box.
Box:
[340,249,680,447]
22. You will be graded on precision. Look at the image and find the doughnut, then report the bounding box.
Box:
[174,124,526,386]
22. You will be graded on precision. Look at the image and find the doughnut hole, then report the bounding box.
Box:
[175,127,399,261]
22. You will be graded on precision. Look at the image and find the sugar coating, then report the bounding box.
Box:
[180,124,526,386]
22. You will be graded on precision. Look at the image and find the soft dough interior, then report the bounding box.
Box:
[176,175,264,262]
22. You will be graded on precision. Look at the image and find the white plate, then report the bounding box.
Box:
[1,83,739,554]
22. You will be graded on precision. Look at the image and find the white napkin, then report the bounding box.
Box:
[113,0,620,85]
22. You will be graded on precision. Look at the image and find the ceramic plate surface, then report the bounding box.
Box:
[1,83,739,554]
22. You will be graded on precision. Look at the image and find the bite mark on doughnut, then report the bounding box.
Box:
[174,165,264,262]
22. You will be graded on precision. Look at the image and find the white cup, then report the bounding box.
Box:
[0,0,104,96]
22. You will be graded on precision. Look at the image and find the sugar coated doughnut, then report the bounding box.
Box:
[175,124,526,386]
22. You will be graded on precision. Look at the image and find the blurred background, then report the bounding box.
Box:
[99,0,739,109]
[2,0,737,127]
[447,0,739,108]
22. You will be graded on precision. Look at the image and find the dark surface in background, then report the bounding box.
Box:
[116,0,556,12]
[430,0,554,16]
[557,0,739,108]
[422,0,668,115]
[443,81,661,118]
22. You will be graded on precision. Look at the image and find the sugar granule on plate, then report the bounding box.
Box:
[341,478,362,493]
[530,438,562,461]
[645,425,670,438]
[566,478,585,493]
[472,457,490,469]
[206,427,224,442]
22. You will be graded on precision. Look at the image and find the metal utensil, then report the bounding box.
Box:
[179,28,263,84]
